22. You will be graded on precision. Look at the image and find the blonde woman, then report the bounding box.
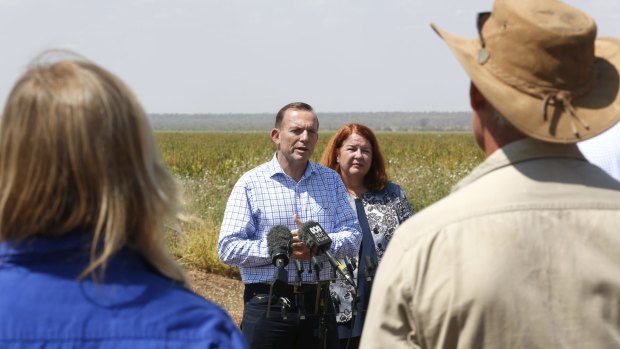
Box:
[0,52,247,348]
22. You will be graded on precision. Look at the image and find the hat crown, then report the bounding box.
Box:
[484,0,596,94]
[431,0,620,143]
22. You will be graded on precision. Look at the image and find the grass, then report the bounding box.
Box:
[158,132,484,277]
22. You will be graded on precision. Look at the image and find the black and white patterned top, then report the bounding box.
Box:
[362,183,415,264]
[330,182,414,331]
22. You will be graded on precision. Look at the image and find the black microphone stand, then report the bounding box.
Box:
[266,258,288,318]
[294,259,306,320]
[365,255,376,282]
[308,257,329,349]
[311,256,322,315]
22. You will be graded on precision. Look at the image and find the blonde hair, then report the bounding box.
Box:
[0,52,186,284]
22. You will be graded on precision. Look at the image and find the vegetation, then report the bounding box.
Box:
[150,111,472,132]
[158,132,484,278]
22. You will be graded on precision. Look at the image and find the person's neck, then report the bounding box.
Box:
[483,127,527,157]
[343,176,367,198]
[277,153,308,182]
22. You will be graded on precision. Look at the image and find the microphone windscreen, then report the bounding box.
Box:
[299,220,332,254]
[267,225,292,258]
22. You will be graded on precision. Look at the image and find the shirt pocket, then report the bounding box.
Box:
[303,195,336,228]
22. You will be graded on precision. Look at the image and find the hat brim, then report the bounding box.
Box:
[432,23,620,143]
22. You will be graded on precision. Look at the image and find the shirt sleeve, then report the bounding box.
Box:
[327,172,362,260]
[394,183,415,222]
[217,177,270,268]
[359,230,421,349]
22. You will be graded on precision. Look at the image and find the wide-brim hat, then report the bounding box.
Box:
[432,0,620,143]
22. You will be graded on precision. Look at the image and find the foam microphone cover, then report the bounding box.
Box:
[267,225,292,266]
[299,220,332,255]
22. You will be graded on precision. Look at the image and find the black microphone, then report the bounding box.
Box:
[294,259,304,284]
[311,256,322,281]
[298,220,356,287]
[267,225,292,268]
[266,225,292,318]
[364,255,376,281]
[344,255,356,279]
[350,256,358,271]
[266,225,292,291]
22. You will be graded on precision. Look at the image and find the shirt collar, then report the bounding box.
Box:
[267,152,317,181]
[0,230,91,261]
[452,138,586,193]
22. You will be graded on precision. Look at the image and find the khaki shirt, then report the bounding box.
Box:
[360,138,620,349]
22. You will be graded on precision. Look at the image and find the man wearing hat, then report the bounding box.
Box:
[360,0,620,348]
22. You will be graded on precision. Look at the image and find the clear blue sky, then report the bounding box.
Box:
[1,0,618,114]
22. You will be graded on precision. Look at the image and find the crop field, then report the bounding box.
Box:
[157,132,484,277]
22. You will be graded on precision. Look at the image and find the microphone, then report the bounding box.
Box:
[364,255,376,281]
[266,225,292,318]
[294,259,304,285]
[267,225,292,268]
[311,256,322,281]
[266,225,292,294]
[298,220,356,287]
[349,256,358,271]
[344,255,356,279]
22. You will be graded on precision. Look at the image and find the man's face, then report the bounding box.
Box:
[272,108,319,167]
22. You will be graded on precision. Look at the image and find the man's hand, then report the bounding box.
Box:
[291,214,312,260]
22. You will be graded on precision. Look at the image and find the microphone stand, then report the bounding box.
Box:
[365,255,376,282]
[344,256,356,280]
[294,259,306,320]
[330,261,337,281]
[311,256,322,314]
[311,256,329,349]
[295,259,304,285]
[266,259,288,318]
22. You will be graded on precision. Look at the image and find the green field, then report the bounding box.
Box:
[157,132,484,277]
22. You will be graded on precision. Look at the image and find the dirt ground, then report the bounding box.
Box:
[186,268,244,325]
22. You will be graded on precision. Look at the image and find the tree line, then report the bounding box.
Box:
[149,111,471,132]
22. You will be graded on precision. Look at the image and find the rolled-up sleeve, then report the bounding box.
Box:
[217,176,269,268]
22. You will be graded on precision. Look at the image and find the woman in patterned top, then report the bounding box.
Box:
[321,123,414,349]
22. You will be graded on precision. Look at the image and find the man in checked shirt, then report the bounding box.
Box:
[218,102,362,349]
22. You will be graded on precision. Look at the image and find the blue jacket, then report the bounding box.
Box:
[0,232,248,349]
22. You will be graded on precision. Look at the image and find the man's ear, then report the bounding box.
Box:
[469,82,487,111]
[271,128,280,145]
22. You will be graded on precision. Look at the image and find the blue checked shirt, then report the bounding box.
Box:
[218,154,362,284]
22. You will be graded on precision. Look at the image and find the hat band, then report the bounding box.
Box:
[482,55,597,137]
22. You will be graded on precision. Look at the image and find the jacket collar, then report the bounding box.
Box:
[452,138,586,192]
[0,230,91,262]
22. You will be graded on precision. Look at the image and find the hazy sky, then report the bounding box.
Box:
[1,0,618,114]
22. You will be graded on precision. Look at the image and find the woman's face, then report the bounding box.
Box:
[337,132,373,182]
